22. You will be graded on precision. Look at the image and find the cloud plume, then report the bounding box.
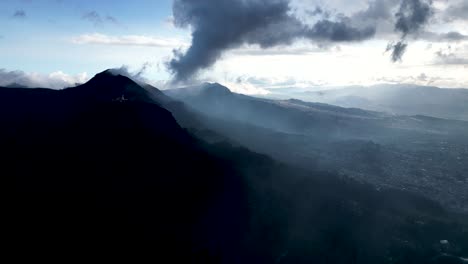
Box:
[167,0,376,82]
[108,64,153,84]
[386,41,408,62]
[388,0,433,62]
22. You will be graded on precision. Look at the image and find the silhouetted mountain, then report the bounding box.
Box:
[167,83,468,137]
[4,72,245,261]
[265,84,468,121]
[166,83,468,212]
[168,82,232,100]
[5,73,468,263]
[5,82,28,88]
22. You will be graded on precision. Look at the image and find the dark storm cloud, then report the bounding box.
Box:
[353,0,399,21]
[307,6,330,17]
[13,10,26,19]
[388,0,433,62]
[395,0,433,35]
[167,0,376,82]
[386,41,408,62]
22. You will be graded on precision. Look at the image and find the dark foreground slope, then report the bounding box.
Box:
[4,71,468,263]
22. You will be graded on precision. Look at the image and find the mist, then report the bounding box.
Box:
[166,82,468,213]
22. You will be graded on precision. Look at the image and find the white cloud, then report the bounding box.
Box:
[71,33,188,48]
[200,38,468,89]
[0,69,89,89]
[434,50,468,66]
[221,81,271,95]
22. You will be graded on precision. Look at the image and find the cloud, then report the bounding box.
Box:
[306,6,332,18]
[222,81,271,95]
[395,0,433,35]
[82,11,101,25]
[71,33,187,48]
[444,1,468,22]
[233,75,326,90]
[231,43,339,56]
[167,0,376,82]
[105,15,119,24]
[387,0,433,62]
[375,73,457,86]
[434,50,468,66]
[353,0,398,21]
[386,40,408,62]
[107,64,179,90]
[0,69,89,89]
[350,0,401,30]
[164,16,176,28]
[420,31,468,42]
[108,64,153,84]
[301,0,400,40]
[82,11,119,27]
[13,10,26,19]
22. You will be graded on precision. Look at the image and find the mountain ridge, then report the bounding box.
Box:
[264,84,468,121]
[165,82,468,212]
[5,71,468,263]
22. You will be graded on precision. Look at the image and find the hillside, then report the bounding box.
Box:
[167,83,468,212]
[4,72,468,263]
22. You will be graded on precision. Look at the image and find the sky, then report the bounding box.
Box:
[0,0,467,93]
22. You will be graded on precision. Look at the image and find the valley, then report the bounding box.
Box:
[167,83,468,212]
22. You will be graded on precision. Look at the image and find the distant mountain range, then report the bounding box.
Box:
[263,84,468,121]
[5,71,468,263]
[167,83,468,212]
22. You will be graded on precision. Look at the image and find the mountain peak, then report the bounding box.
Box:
[88,69,133,84]
[72,69,152,103]
[200,82,232,96]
